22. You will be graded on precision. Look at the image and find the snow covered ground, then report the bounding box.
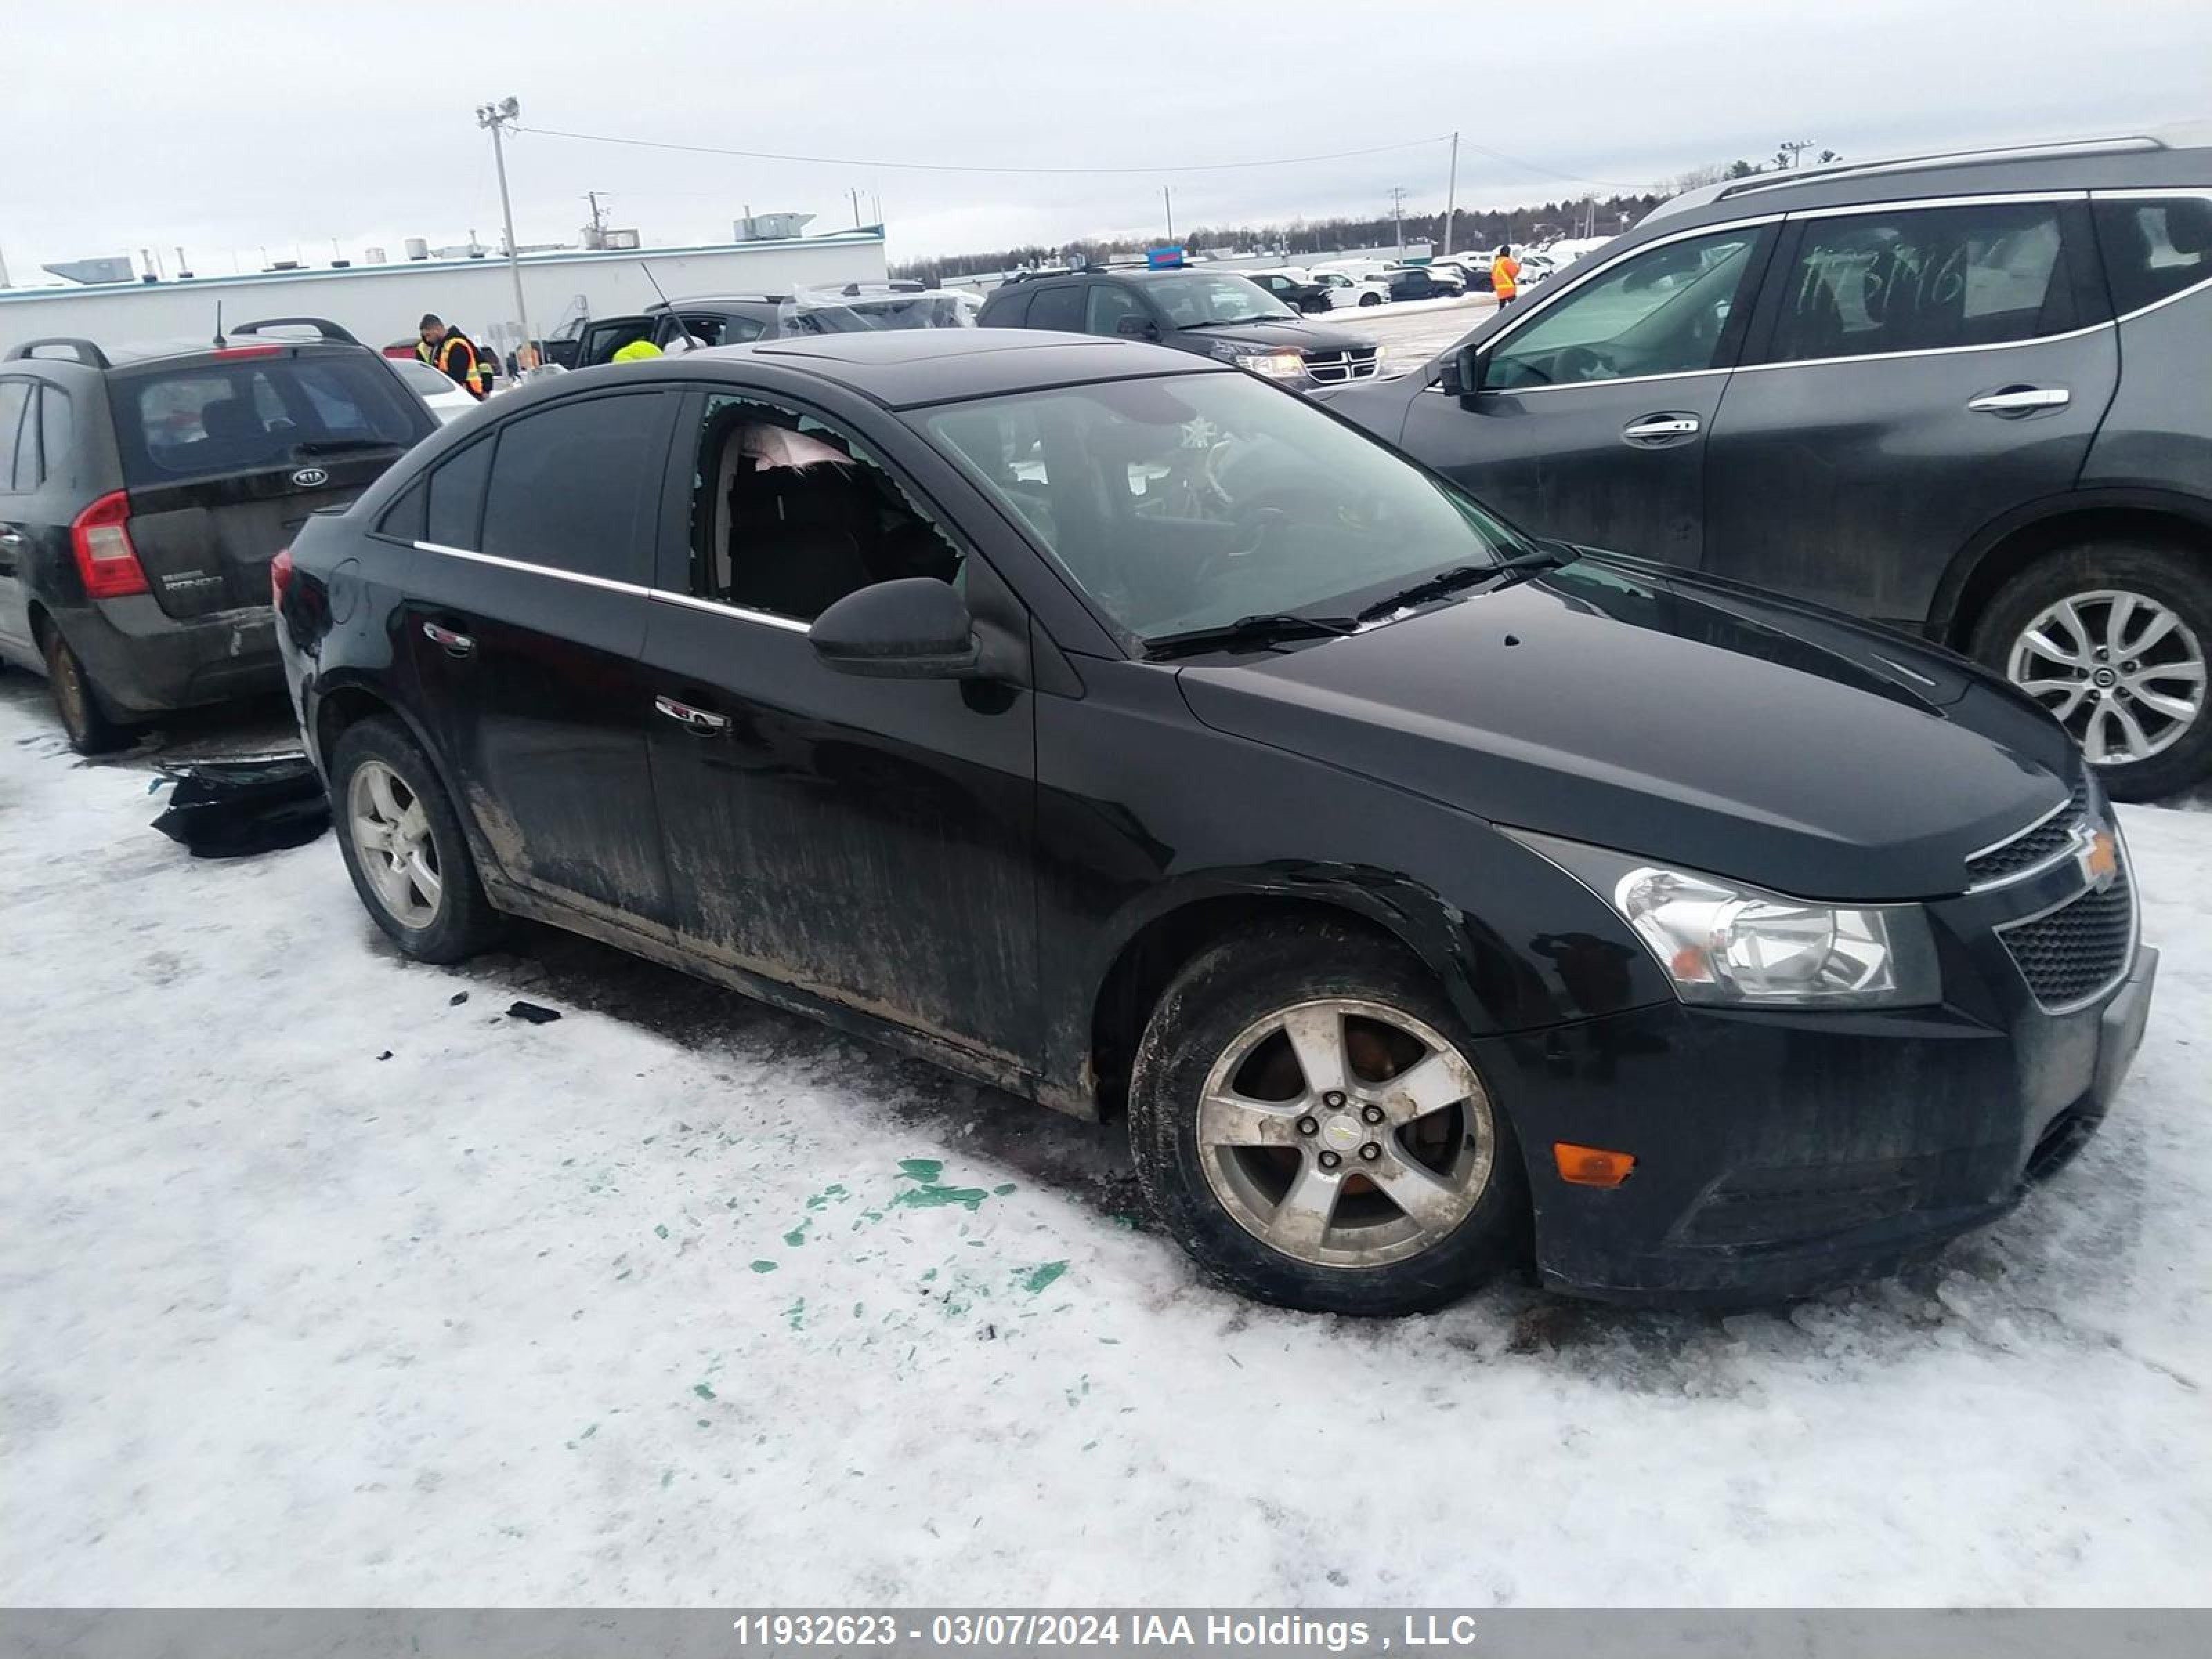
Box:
[2,682,2209,1607]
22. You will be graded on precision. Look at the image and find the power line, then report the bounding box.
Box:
[513,122,1455,177]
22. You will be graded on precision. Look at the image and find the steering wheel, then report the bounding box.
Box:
[1552,344,1615,383]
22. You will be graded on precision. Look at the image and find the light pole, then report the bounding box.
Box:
[1441,132,1459,257]
[476,97,534,370]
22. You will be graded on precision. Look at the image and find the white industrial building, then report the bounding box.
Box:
[0,229,889,359]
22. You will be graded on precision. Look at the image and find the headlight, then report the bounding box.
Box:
[1508,830,1941,1009]
[1244,350,1308,381]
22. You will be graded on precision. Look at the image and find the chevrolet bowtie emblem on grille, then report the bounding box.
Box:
[2079,827,2120,892]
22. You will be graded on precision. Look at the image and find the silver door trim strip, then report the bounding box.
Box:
[1786,189,2087,221]
[647,588,812,634]
[413,540,650,597]
[1730,318,2116,375]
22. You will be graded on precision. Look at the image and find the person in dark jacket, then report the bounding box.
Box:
[416,314,487,399]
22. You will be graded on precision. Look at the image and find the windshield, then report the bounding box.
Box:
[1142,273,1297,327]
[920,371,1525,644]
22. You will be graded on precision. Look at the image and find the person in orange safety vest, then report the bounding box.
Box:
[415,314,489,399]
[1492,245,1521,308]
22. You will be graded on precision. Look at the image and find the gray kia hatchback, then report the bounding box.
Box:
[1325,129,2212,799]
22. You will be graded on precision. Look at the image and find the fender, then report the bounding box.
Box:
[303,667,507,885]
[1931,486,2212,641]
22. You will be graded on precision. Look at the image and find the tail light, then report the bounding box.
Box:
[70,491,150,599]
[270,546,295,608]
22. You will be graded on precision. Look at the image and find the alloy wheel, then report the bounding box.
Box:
[2007,589,2207,766]
[1196,997,1497,1268]
[348,759,443,929]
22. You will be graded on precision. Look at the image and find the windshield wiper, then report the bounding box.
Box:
[1179,316,1293,330]
[1144,612,1360,660]
[1353,547,1569,623]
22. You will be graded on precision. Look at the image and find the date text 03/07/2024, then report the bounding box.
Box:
[728,1613,1485,1650]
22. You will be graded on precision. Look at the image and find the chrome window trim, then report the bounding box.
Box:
[1785,189,2086,221]
[647,588,812,634]
[413,540,649,597]
[1731,319,2112,375]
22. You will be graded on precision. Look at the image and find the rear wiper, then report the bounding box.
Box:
[290,438,398,457]
[1354,547,1568,623]
[1144,612,1360,660]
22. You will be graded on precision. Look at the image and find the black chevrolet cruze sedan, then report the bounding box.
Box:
[274,328,2156,1315]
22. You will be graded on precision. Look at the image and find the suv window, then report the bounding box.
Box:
[115,353,422,486]
[12,386,41,489]
[1763,201,2078,364]
[1085,283,1152,337]
[425,435,494,549]
[482,393,668,583]
[689,391,963,622]
[0,380,32,492]
[1027,285,1084,331]
[1486,227,1763,389]
[659,312,766,348]
[39,384,71,489]
[2094,196,2212,316]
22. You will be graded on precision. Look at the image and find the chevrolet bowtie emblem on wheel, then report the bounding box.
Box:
[2079,827,2120,892]
[290,467,329,488]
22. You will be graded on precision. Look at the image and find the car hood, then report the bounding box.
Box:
[1183,317,1374,354]
[1174,555,2080,901]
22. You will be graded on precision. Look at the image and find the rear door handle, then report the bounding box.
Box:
[655,695,731,734]
[1621,413,1702,444]
[422,621,476,657]
[1966,385,2070,416]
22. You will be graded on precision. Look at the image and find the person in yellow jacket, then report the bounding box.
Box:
[1491,245,1521,308]
[416,314,489,399]
[611,337,664,363]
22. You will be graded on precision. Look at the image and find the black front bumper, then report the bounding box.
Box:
[1472,941,2157,1308]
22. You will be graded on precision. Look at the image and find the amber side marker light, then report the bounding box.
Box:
[1554,1143,1637,1188]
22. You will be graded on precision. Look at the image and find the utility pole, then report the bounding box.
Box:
[1441,132,1459,256]
[850,187,863,229]
[583,190,610,248]
[1777,139,1816,170]
[1163,185,1174,244]
[1388,186,1407,255]
[476,97,534,368]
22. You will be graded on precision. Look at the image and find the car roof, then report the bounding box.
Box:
[603,328,1226,409]
[1640,128,2212,230]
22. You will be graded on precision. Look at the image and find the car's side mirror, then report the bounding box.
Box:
[1115,316,1157,339]
[1438,344,1486,400]
[809,578,984,679]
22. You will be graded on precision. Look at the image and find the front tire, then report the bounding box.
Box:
[42,627,130,755]
[1972,541,2212,800]
[330,716,501,962]
[1127,921,1528,1315]
[1358,292,1382,308]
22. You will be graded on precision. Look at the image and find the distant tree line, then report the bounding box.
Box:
[890,191,1663,283]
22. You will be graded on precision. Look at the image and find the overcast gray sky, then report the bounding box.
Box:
[6,0,2209,280]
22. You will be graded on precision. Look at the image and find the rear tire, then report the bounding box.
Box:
[1971,541,2212,801]
[42,627,130,755]
[1127,919,1529,1316]
[330,716,502,962]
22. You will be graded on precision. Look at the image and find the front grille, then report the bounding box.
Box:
[1303,347,1380,384]
[1967,777,2092,887]
[1998,865,2135,1011]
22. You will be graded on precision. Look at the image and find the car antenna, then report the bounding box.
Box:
[213,301,226,348]
[637,261,702,348]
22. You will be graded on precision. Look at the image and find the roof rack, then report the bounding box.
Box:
[230,316,361,344]
[1716,133,2169,200]
[5,337,113,368]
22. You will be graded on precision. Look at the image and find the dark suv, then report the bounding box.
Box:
[0,317,435,751]
[977,268,1383,389]
[1325,131,2212,798]
[274,331,2150,1315]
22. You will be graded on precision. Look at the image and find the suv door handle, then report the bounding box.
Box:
[655,695,731,734]
[1621,413,1702,444]
[1967,385,2070,416]
[422,621,476,657]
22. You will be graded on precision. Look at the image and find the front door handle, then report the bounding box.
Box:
[422,621,475,657]
[1967,385,2070,416]
[655,695,731,734]
[1621,413,1702,444]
